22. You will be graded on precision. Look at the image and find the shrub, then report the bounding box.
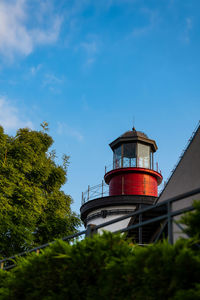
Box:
[0,232,200,300]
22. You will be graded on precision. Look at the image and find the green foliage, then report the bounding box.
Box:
[180,200,200,239]
[0,232,200,300]
[0,125,80,257]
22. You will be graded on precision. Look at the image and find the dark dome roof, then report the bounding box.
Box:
[109,127,157,152]
[120,127,148,139]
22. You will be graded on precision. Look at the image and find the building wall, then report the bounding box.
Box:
[87,205,136,233]
[158,125,200,241]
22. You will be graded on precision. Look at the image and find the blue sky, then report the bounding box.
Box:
[0,0,200,218]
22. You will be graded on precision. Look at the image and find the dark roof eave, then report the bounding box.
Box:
[109,136,158,152]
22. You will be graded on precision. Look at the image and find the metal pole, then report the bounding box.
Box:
[167,202,173,244]
[121,144,123,168]
[88,185,90,201]
[136,143,138,167]
[154,220,168,243]
[102,180,103,197]
[122,176,124,195]
[152,152,154,170]
[85,224,97,237]
[139,204,142,244]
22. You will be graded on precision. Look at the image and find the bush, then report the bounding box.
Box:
[180,200,200,239]
[0,232,200,300]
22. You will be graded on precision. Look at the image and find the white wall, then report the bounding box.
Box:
[87,205,136,233]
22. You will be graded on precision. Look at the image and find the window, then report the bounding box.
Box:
[137,144,150,168]
[123,143,136,167]
[113,146,121,168]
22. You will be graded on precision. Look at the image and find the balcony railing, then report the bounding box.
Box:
[82,181,109,205]
[104,157,161,174]
[81,158,162,205]
[81,178,161,205]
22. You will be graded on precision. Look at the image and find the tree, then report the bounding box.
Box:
[0,124,81,257]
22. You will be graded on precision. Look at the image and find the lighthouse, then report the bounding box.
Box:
[80,128,164,243]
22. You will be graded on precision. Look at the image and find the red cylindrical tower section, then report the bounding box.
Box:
[104,168,162,197]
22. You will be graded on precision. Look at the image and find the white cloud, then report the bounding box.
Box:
[84,57,96,68]
[80,41,98,56]
[79,35,101,68]
[41,72,66,94]
[131,26,150,37]
[57,122,84,142]
[81,95,90,112]
[43,73,65,86]
[31,16,62,45]
[0,0,62,60]
[30,64,42,75]
[0,97,33,132]
[130,7,159,38]
[181,17,193,44]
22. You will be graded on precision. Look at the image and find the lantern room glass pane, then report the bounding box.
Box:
[138,144,150,168]
[113,146,121,168]
[123,143,136,167]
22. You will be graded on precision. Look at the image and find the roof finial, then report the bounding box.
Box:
[132,116,135,131]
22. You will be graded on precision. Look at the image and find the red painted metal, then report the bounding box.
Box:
[104,168,162,197]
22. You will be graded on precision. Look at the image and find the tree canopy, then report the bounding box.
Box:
[0,124,80,257]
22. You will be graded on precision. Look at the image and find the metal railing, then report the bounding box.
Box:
[105,157,161,174]
[82,178,159,204]
[1,187,200,271]
[82,181,109,205]
[81,156,162,204]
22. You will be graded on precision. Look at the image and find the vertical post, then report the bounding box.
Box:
[138,204,142,244]
[143,177,146,195]
[85,224,97,237]
[102,180,104,197]
[88,185,90,201]
[152,152,154,170]
[167,202,173,244]
[156,162,158,172]
[121,144,123,168]
[122,176,124,195]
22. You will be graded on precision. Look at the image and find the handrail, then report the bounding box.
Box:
[1,187,200,270]
[82,176,160,204]
[81,156,163,204]
[94,187,200,230]
[104,157,161,174]
[82,180,109,204]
